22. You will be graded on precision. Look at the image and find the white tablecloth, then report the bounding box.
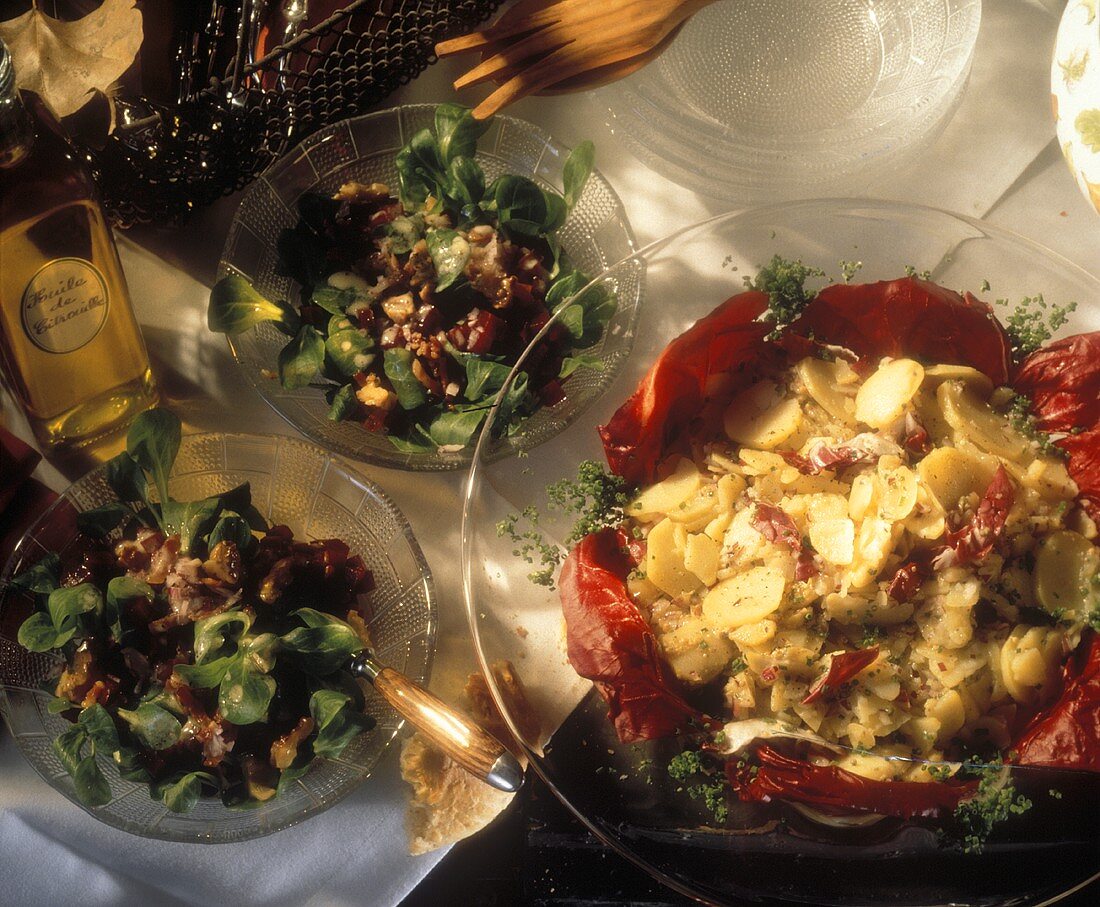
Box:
[1,2,1096,905]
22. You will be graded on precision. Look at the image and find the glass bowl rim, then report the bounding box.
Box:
[600,0,983,155]
[217,102,641,472]
[0,430,438,842]
[460,196,1100,904]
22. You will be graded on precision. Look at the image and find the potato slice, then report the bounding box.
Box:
[808,493,849,522]
[645,518,700,597]
[724,383,803,449]
[937,380,1030,462]
[701,566,786,630]
[716,473,747,509]
[922,363,994,397]
[629,457,701,520]
[877,463,919,520]
[808,517,855,565]
[1033,530,1098,617]
[848,473,876,521]
[917,446,998,511]
[658,620,735,686]
[796,357,856,425]
[855,359,924,428]
[684,532,721,586]
[912,389,953,443]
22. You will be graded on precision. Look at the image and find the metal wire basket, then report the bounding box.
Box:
[88,1,501,227]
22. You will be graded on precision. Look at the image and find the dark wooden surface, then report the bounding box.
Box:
[399,771,1098,907]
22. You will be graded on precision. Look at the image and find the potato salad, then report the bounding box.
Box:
[622,354,1097,781]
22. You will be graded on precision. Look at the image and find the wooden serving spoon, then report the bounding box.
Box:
[436,0,717,119]
[348,650,524,792]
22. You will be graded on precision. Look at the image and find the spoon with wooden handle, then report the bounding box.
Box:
[348,650,524,793]
[477,0,687,96]
[436,0,717,119]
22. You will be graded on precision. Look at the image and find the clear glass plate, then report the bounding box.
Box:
[218,104,641,471]
[0,433,435,842]
[462,199,1100,906]
[599,0,981,202]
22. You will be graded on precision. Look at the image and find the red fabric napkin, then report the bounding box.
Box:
[0,426,58,565]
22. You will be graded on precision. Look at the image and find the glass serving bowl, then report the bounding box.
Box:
[217,104,641,471]
[462,200,1100,906]
[598,0,981,202]
[0,433,435,843]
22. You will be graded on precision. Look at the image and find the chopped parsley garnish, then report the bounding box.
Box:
[953,757,1033,853]
[546,460,631,544]
[1004,394,1064,458]
[729,656,747,676]
[498,461,633,588]
[995,293,1078,363]
[839,259,863,283]
[746,255,825,338]
[904,265,932,279]
[667,749,729,824]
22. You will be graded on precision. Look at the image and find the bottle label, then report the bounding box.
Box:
[20,257,109,354]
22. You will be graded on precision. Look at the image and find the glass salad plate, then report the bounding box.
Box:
[462,199,1100,906]
[0,433,435,842]
[217,104,641,471]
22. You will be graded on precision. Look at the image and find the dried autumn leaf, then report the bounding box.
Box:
[0,0,141,121]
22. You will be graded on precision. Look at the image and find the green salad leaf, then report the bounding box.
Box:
[278,325,326,390]
[426,228,471,292]
[105,576,153,642]
[383,348,428,410]
[117,703,182,751]
[562,140,595,210]
[309,690,374,758]
[208,275,299,336]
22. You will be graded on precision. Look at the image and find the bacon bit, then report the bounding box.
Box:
[760,666,779,684]
[944,465,1014,565]
[270,716,316,770]
[802,648,879,704]
[938,661,948,672]
[887,562,924,602]
[903,411,932,457]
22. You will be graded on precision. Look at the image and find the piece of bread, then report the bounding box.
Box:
[400,659,538,855]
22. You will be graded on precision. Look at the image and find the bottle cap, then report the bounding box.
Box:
[0,39,13,99]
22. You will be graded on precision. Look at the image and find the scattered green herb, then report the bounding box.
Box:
[745,255,825,338]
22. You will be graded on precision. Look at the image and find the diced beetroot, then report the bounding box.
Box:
[539,379,566,406]
[449,308,502,354]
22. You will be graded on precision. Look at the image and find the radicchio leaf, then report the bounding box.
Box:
[1013,632,1100,772]
[752,501,818,579]
[1013,332,1100,432]
[1014,332,1100,519]
[802,648,880,705]
[599,291,774,485]
[791,278,1012,386]
[559,529,702,743]
[1057,427,1100,520]
[727,745,975,819]
[943,465,1014,565]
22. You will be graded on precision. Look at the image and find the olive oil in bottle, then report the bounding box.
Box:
[0,40,157,450]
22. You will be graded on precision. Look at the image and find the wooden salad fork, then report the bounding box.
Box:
[436,0,717,119]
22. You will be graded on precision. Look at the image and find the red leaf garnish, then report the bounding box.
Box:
[1013,632,1100,772]
[802,648,880,705]
[599,291,775,485]
[886,562,925,603]
[792,277,1012,385]
[780,435,898,476]
[1058,427,1100,520]
[1013,332,1100,432]
[727,745,975,818]
[944,465,1014,564]
[751,502,801,550]
[903,411,932,457]
[559,529,702,743]
[752,501,819,579]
